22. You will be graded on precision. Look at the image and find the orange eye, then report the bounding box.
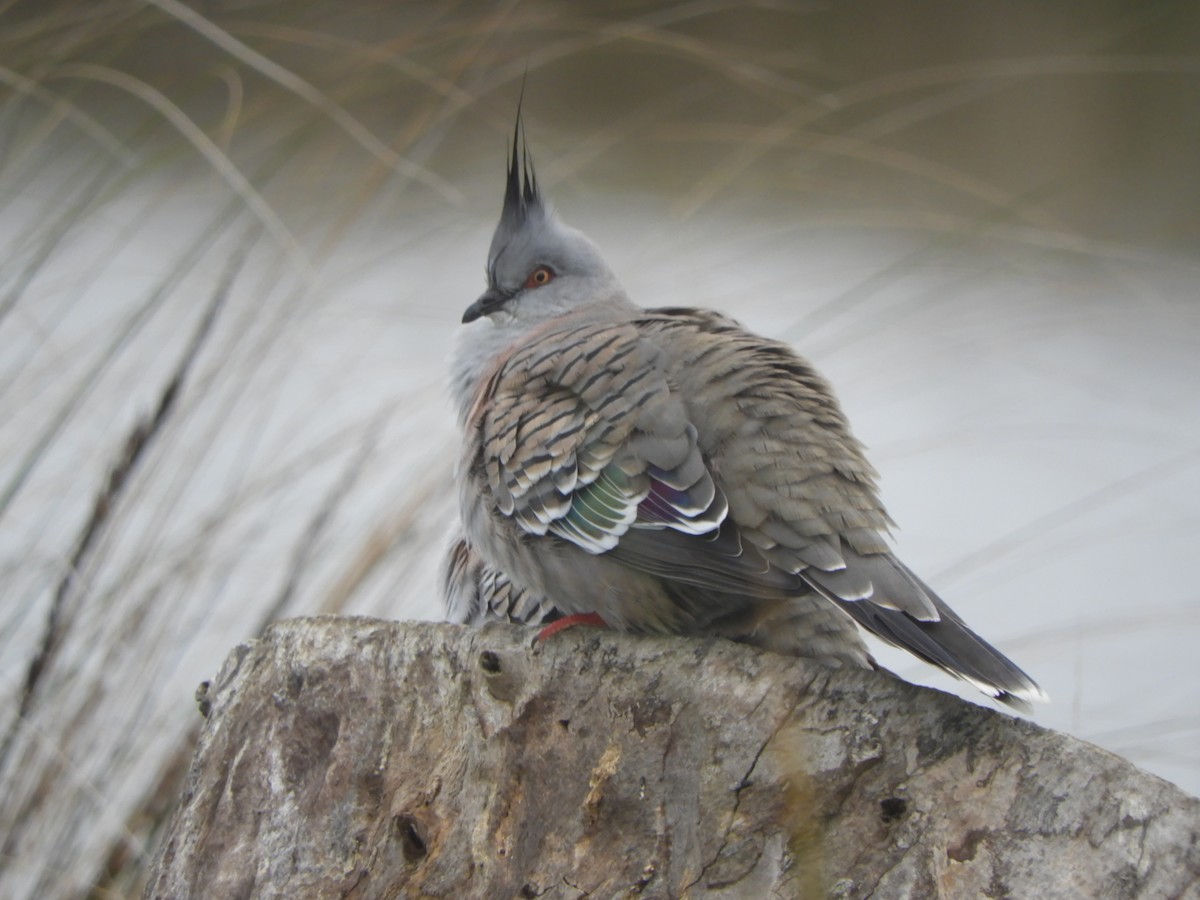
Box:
[524,266,555,289]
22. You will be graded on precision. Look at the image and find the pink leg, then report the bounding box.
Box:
[536,612,608,641]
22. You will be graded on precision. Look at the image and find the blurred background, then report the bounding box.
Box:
[1,0,1198,895]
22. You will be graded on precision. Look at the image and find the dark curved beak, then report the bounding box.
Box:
[462,287,505,324]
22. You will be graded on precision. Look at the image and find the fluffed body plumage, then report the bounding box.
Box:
[445,111,1045,709]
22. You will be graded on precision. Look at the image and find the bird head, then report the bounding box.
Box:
[462,110,622,326]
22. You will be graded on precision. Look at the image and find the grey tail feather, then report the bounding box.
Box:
[836,564,1047,712]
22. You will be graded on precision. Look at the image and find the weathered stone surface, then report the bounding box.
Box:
[146,617,1200,899]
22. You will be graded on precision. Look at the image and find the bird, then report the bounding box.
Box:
[444,108,1046,711]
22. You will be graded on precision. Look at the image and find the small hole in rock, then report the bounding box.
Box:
[479,651,502,674]
[195,681,211,718]
[394,814,428,863]
[558,719,570,730]
[880,797,908,822]
[519,885,539,899]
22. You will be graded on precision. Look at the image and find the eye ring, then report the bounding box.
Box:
[524,265,555,289]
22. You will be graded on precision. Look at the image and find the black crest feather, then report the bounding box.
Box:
[500,92,542,232]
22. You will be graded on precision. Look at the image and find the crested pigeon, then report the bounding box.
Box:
[445,112,1045,710]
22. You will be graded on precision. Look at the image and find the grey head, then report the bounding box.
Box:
[461,111,628,326]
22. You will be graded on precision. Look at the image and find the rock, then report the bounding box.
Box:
[145,617,1200,899]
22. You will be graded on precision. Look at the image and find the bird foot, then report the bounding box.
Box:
[535,612,608,641]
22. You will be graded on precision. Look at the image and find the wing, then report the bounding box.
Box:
[474,319,728,554]
[472,311,932,612]
[443,533,560,627]
[469,309,1043,707]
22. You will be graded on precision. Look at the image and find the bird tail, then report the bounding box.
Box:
[833,562,1047,712]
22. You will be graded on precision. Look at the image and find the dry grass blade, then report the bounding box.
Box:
[145,0,463,203]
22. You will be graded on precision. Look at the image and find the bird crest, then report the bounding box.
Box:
[502,103,542,229]
[488,99,548,283]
